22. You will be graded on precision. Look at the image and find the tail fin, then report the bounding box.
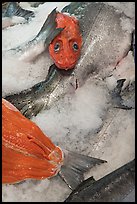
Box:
[35,8,64,46]
[111,79,133,110]
[59,150,107,190]
[36,8,57,38]
[3,2,35,20]
[9,8,63,62]
[4,87,45,119]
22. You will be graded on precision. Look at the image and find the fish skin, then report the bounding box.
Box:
[72,2,133,85]
[4,64,78,119]
[2,98,106,189]
[65,159,135,202]
[4,2,134,118]
[64,2,135,109]
[61,2,85,14]
[4,64,65,119]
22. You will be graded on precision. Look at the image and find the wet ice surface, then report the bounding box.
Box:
[2,2,135,202]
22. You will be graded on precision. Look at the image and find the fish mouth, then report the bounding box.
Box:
[55,61,76,70]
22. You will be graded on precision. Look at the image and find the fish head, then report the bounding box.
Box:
[49,12,82,70]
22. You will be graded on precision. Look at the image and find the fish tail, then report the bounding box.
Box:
[59,150,107,190]
[3,2,35,20]
[36,8,64,46]
[4,91,45,119]
[111,79,134,110]
[11,8,64,61]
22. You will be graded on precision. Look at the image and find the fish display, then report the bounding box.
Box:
[2,2,35,29]
[65,159,135,202]
[4,2,135,118]
[2,2,135,202]
[2,98,106,189]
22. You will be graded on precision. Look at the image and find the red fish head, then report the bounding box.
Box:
[49,12,82,70]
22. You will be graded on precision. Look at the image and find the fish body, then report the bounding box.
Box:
[2,98,106,189]
[4,64,73,119]
[49,12,82,70]
[65,159,135,202]
[2,98,63,184]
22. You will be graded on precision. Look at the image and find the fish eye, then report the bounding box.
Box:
[54,42,60,52]
[73,42,79,51]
